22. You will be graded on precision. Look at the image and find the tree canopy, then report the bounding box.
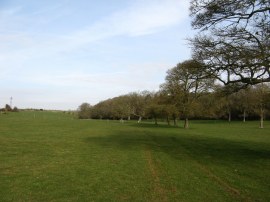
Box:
[161,60,214,128]
[190,0,270,86]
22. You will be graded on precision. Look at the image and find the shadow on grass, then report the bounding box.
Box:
[129,122,180,129]
[84,130,270,165]
[126,120,228,130]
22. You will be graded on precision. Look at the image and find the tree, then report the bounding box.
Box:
[233,88,253,122]
[195,92,221,119]
[251,84,270,128]
[146,103,162,125]
[190,0,270,87]
[5,104,12,112]
[215,85,240,122]
[161,60,214,128]
[110,96,131,120]
[77,103,92,119]
[128,91,153,123]
[89,91,153,122]
[157,91,180,126]
[13,106,19,112]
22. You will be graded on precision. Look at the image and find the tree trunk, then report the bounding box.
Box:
[128,116,130,121]
[243,110,246,122]
[173,117,177,126]
[154,117,158,125]
[184,118,189,129]
[138,116,142,123]
[120,118,124,123]
[166,116,170,126]
[228,111,231,122]
[260,107,264,129]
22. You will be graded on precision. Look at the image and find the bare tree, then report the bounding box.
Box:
[190,0,270,87]
[251,84,270,128]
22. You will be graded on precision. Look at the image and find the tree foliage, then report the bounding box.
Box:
[78,103,92,119]
[13,106,19,112]
[161,60,214,128]
[78,91,270,129]
[5,104,12,112]
[78,83,270,127]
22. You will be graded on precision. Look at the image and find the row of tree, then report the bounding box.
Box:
[78,74,270,128]
[0,104,19,113]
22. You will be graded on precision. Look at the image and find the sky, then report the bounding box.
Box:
[0,0,195,110]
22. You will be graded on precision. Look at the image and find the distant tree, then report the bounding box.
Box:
[156,91,180,126]
[251,84,270,128]
[77,103,92,119]
[128,91,153,123]
[233,88,254,122]
[94,100,112,119]
[146,103,162,125]
[110,96,131,120]
[13,106,19,112]
[90,91,153,122]
[5,104,12,112]
[190,0,270,87]
[195,92,221,119]
[215,86,238,122]
[161,60,214,128]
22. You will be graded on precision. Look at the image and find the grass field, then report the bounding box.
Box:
[0,111,270,202]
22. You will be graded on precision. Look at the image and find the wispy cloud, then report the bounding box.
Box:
[0,62,169,109]
[0,0,191,109]
[1,0,189,56]
[74,0,189,38]
[16,62,169,88]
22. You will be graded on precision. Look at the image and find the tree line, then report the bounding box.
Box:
[0,104,19,113]
[78,66,270,128]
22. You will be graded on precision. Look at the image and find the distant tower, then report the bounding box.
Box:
[10,96,13,108]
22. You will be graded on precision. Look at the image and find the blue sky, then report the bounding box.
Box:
[0,0,195,110]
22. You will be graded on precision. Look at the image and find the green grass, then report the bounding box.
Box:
[0,111,270,201]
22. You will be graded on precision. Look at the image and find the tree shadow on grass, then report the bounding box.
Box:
[83,129,270,202]
[84,130,270,165]
[128,122,180,129]
[126,121,224,130]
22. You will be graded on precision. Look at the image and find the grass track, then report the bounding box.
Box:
[0,111,270,201]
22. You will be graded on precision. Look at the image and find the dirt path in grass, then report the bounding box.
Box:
[144,146,168,202]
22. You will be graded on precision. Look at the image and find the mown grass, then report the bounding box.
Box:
[0,111,269,201]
